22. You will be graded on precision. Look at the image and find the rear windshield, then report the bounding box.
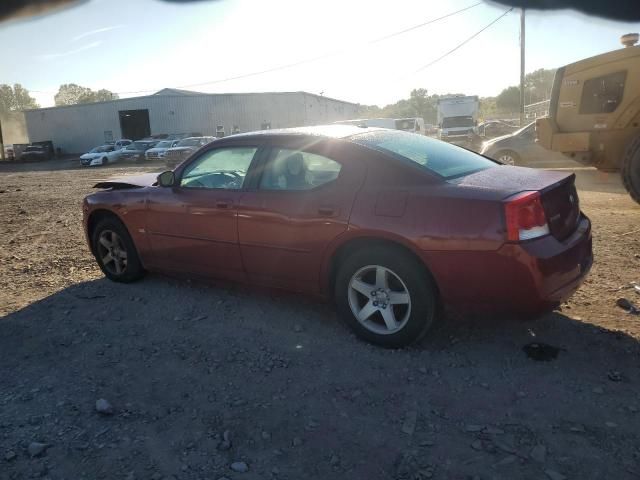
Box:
[352,130,496,179]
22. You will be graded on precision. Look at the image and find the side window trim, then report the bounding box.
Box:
[177,145,260,191]
[256,145,343,193]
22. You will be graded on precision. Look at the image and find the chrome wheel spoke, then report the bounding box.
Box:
[99,236,112,249]
[380,307,399,331]
[375,266,388,289]
[357,301,378,322]
[389,291,410,305]
[102,253,114,265]
[351,279,373,296]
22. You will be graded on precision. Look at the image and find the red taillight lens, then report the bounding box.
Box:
[504,191,550,241]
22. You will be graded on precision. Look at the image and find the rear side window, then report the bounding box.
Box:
[260,148,342,190]
[579,71,626,114]
[352,130,495,179]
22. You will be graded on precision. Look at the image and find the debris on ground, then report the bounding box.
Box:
[616,298,640,314]
[95,398,114,415]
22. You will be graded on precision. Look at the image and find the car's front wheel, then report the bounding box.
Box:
[335,246,437,348]
[91,217,145,283]
[496,149,521,166]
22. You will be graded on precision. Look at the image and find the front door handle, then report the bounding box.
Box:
[318,206,335,216]
[216,200,232,209]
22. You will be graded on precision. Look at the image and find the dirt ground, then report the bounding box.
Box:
[1,159,639,480]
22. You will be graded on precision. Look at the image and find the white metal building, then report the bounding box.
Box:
[23,89,360,153]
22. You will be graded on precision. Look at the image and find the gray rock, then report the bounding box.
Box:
[293,324,303,332]
[496,455,517,466]
[292,437,303,447]
[5,450,17,461]
[465,424,485,432]
[545,470,567,480]
[471,440,483,451]
[330,454,340,466]
[27,442,47,457]
[402,411,418,435]
[531,445,547,463]
[95,398,113,415]
[230,461,249,473]
[218,430,232,451]
[261,431,271,440]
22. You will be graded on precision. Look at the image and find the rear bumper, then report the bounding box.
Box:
[423,214,593,315]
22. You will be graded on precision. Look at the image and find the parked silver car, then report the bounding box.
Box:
[480,123,570,167]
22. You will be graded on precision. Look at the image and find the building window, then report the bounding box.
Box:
[104,131,114,143]
[579,71,626,115]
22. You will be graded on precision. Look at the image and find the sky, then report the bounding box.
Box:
[1,0,639,108]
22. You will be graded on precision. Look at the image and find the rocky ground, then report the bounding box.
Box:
[1,159,639,480]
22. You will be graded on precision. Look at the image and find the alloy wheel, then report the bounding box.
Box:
[499,153,516,165]
[347,265,411,335]
[97,229,128,275]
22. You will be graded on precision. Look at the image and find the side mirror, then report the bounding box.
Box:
[157,170,176,187]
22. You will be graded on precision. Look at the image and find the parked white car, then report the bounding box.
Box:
[145,139,180,160]
[80,145,122,167]
[105,139,133,149]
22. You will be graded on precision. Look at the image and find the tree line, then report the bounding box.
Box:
[0,83,119,113]
[358,68,556,123]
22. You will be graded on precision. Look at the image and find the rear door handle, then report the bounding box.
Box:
[318,206,335,216]
[216,200,232,209]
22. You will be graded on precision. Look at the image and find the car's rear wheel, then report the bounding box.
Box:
[101,156,108,166]
[335,246,437,348]
[91,217,145,283]
[496,149,521,166]
[621,135,640,205]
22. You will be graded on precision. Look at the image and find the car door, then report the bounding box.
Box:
[144,145,259,281]
[516,125,539,161]
[237,139,366,294]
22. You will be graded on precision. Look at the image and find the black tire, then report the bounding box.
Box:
[495,149,521,166]
[334,246,438,348]
[621,135,640,205]
[91,217,145,283]
[101,157,108,166]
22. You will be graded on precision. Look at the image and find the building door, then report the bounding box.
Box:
[119,109,150,140]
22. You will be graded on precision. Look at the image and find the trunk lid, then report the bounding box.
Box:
[455,165,580,241]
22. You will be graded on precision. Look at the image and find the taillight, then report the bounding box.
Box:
[504,191,550,241]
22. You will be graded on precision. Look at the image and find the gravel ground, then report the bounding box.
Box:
[1,159,640,480]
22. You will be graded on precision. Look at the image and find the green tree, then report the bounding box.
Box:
[525,68,556,103]
[496,85,520,112]
[54,83,118,106]
[0,83,39,112]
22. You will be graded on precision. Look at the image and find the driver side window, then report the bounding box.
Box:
[180,147,257,190]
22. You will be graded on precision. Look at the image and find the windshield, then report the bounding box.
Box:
[442,116,474,128]
[352,130,496,179]
[154,141,172,148]
[177,138,202,147]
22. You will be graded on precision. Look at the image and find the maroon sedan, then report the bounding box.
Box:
[83,125,592,347]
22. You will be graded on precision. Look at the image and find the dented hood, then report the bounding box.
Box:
[94,172,160,189]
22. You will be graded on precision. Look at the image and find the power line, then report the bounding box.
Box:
[413,7,514,73]
[27,2,483,96]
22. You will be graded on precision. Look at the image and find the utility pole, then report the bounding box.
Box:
[519,8,526,127]
[0,117,4,161]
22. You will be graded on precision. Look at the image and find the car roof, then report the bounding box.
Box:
[228,124,384,141]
